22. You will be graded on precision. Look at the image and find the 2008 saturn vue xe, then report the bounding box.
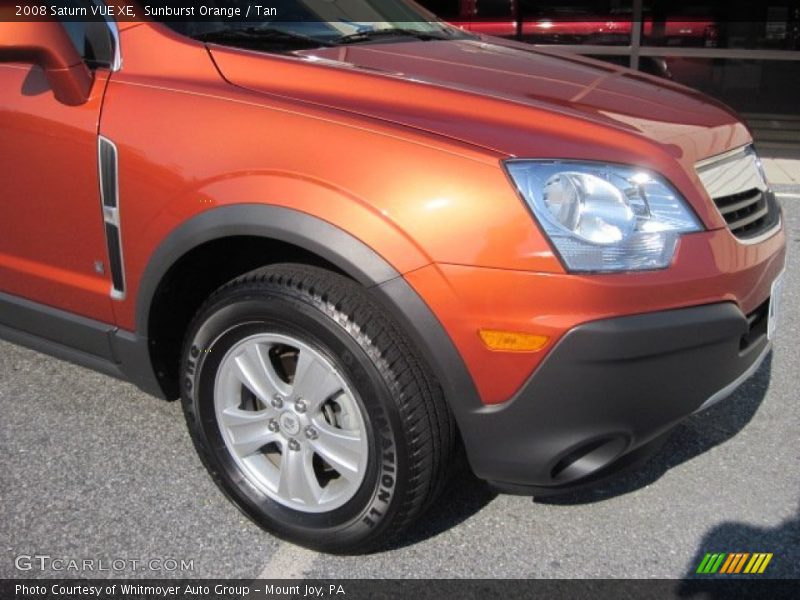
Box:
[0,0,786,553]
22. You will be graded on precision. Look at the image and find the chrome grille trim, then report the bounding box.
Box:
[696,145,767,199]
[695,145,781,244]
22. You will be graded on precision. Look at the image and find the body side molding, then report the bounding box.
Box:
[0,291,194,398]
[0,291,116,359]
[0,291,122,378]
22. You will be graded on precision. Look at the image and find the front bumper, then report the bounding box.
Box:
[462,301,771,494]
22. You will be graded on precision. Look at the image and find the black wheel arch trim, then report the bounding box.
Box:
[133,204,485,415]
[134,204,398,338]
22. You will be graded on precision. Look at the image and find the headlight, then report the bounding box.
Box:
[505,161,703,272]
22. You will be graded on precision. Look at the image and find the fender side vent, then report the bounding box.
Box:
[98,137,117,208]
[104,223,125,294]
[98,136,125,299]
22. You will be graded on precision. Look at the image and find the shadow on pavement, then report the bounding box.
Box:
[386,447,498,551]
[676,507,800,591]
[535,353,773,506]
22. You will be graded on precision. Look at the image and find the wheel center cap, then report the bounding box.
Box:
[280,412,301,436]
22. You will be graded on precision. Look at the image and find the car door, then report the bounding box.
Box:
[0,18,117,323]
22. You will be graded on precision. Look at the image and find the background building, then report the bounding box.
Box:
[420,0,800,149]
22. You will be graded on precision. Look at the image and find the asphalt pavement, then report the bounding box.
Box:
[1,194,798,581]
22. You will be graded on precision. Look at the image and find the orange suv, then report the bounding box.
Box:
[0,1,786,553]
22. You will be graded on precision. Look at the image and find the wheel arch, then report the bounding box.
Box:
[136,205,399,335]
[127,205,483,422]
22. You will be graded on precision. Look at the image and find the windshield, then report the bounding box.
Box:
[162,0,468,49]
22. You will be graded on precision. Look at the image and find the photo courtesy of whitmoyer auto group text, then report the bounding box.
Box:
[1,0,798,598]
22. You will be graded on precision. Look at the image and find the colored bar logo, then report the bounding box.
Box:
[696,552,773,574]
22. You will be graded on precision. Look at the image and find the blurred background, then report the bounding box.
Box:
[420,0,800,150]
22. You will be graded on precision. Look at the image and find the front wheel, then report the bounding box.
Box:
[180,264,454,553]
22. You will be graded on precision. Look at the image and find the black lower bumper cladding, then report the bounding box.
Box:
[458,302,770,494]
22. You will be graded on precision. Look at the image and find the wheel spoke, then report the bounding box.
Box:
[277,446,321,506]
[292,349,342,410]
[220,407,277,457]
[232,343,290,404]
[309,421,363,480]
[215,332,368,513]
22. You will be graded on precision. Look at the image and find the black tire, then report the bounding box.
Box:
[180,264,455,554]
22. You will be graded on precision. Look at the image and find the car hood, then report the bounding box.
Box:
[209,37,750,168]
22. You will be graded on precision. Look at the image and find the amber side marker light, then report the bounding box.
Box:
[478,329,550,352]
